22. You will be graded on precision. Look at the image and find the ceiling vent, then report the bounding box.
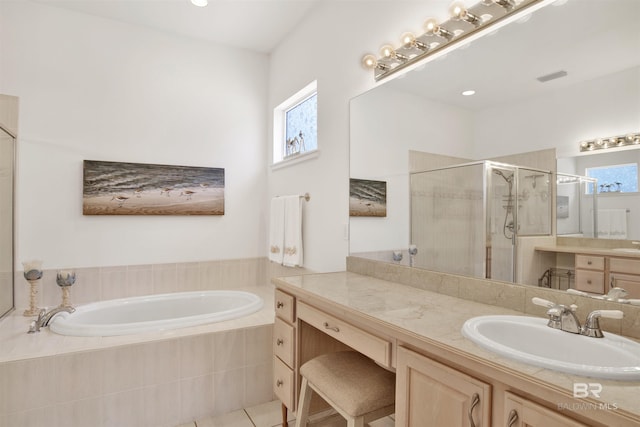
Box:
[536,70,568,83]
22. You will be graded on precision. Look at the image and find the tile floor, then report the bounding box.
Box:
[176,400,395,427]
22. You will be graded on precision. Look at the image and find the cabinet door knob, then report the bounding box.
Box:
[276,379,283,387]
[468,393,480,427]
[507,409,518,427]
[587,260,592,265]
[276,338,284,346]
[276,301,284,308]
[587,280,592,285]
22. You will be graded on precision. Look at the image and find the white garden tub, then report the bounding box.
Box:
[49,290,263,337]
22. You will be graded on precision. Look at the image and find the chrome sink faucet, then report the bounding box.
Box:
[533,297,623,338]
[28,306,75,333]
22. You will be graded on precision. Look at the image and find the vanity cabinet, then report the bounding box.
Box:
[396,346,491,427]
[609,257,640,298]
[273,289,297,414]
[574,255,605,294]
[504,392,588,427]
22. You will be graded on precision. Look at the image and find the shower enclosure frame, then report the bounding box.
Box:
[410,160,553,282]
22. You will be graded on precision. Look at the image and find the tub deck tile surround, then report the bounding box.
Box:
[275,270,640,424]
[0,284,275,427]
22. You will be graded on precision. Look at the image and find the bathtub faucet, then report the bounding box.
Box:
[28,306,75,333]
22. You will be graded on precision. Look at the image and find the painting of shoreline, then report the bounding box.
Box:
[83,160,225,215]
[349,178,386,217]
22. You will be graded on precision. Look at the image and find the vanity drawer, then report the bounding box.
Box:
[297,301,391,368]
[273,356,295,411]
[274,317,295,368]
[575,269,605,294]
[609,257,640,275]
[275,289,296,323]
[575,254,605,270]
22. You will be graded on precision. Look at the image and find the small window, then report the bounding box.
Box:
[273,81,317,165]
[585,163,638,194]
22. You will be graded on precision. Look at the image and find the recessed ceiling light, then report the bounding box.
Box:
[462,90,476,96]
[191,0,208,7]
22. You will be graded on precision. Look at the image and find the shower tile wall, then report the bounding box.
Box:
[0,324,274,427]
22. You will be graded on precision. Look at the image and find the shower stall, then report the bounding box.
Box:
[410,161,552,282]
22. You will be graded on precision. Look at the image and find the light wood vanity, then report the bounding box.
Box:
[536,245,640,297]
[273,272,640,427]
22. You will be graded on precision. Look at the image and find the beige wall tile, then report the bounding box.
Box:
[180,374,214,421]
[244,325,272,366]
[99,267,128,301]
[72,267,101,305]
[102,344,145,394]
[152,263,178,295]
[142,339,181,386]
[3,357,57,413]
[177,262,201,292]
[126,264,154,297]
[213,329,246,372]
[55,397,103,427]
[213,368,245,416]
[54,351,104,404]
[142,381,181,427]
[179,334,214,379]
[243,362,274,408]
[102,388,144,427]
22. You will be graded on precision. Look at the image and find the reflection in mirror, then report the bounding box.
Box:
[411,161,552,282]
[556,173,597,237]
[0,126,15,320]
[349,0,640,299]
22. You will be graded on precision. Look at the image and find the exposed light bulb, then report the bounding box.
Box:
[380,44,395,58]
[361,54,378,69]
[401,32,415,47]
[190,0,208,7]
[424,18,454,40]
[449,1,481,25]
[462,90,476,96]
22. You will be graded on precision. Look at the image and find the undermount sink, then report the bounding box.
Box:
[462,315,640,381]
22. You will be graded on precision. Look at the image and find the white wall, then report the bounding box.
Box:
[0,1,269,268]
[349,85,474,254]
[268,0,448,272]
[473,66,640,160]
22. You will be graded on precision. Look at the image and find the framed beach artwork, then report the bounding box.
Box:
[83,160,225,215]
[349,178,387,217]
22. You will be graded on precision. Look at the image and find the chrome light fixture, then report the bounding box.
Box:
[579,132,640,152]
[362,0,557,81]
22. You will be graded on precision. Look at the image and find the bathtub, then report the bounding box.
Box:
[49,290,264,336]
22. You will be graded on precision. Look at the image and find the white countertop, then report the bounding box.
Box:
[536,245,640,258]
[273,271,640,422]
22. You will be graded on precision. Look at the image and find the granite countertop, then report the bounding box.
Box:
[273,271,640,421]
[536,245,640,258]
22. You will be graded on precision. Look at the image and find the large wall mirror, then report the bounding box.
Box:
[350,0,640,290]
[0,125,15,320]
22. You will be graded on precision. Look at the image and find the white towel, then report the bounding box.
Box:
[597,209,628,239]
[283,195,303,267]
[269,197,285,264]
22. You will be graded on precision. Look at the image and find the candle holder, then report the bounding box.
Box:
[56,270,76,308]
[22,260,43,316]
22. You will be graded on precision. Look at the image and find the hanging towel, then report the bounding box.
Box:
[609,209,628,239]
[283,195,303,267]
[269,197,285,264]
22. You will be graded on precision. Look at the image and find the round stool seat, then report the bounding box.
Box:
[299,351,395,418]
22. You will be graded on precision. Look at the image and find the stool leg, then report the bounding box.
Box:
[347,416,365,427]
[295,377,313,427]
[282,403,288,427]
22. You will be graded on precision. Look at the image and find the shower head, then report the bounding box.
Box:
[493,169,513,183]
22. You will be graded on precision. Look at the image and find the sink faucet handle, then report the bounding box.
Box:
[532,297,556,308]
[582,310,624,338]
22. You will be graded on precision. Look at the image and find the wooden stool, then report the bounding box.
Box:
[295,351,395,427]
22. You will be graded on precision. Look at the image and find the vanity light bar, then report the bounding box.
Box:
[361,0,555,81]
[579,132,640,152]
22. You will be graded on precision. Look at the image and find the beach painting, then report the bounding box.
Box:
[349,178,387,217]
[83,160,225,215]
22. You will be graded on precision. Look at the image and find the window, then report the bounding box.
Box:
[585,163,638,194]
[273,81,317,165]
